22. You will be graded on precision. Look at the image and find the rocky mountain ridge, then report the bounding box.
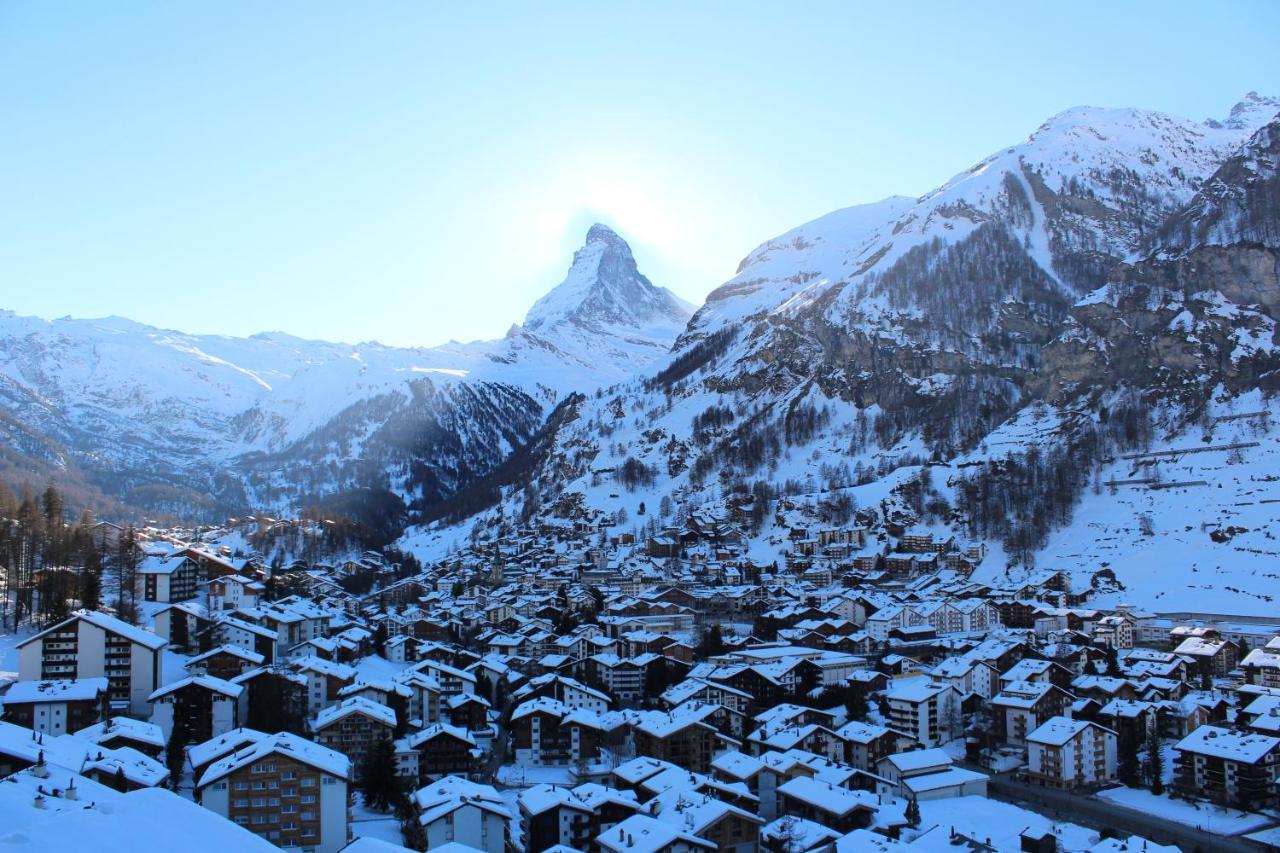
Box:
[0,226,691,530]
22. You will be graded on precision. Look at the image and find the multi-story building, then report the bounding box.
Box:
[1024,717,1118,788]
[631,709,718,774]
[991,681,1075,747]
[411,776,510,853]
[137,554,207,603]
[310,696,396,769]
[884,682,960,748]
[149,674,244,743]
[196,731,351,853]
[1173,725,1280,810]
[17,610,166,717]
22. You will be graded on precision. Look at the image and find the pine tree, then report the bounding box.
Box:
[694,623,726,659]
[166,721,189,792]
[358,736,402,812]
[905,795,921,828]
[1149,725,1164,795]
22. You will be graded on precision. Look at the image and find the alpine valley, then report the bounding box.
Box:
[5,93,1280,615]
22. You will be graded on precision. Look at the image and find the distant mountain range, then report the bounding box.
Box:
[0,223,690,534]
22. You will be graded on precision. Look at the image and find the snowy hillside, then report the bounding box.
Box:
[400,96,1280,616]
[0,226,691,524]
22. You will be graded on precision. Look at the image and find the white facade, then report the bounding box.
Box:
[1025,717,1118,788]
[18,612,164,717]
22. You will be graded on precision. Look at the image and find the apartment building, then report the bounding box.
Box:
[17,610,166,717]
[883,682,960,748]
[310,696,396,769]
[1173,725,1280,810]
[1024,717,1118,789]
[196,732,351,853]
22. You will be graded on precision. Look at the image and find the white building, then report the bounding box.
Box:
[411,775,511,853]
[1024,716,1118,788]
[884,681,961,747]
[17,610,166,717]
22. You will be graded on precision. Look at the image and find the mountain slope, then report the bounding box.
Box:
[401,95,1280,615]
[0,227,690,527]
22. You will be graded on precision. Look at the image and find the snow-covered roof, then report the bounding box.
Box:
[3,677,108,704]
[596,813,715,853]
[187,727,269,770]
[74,717,165,749]
[902,767,988,793]
[776,776,877,816]
[19,610,167,651]
[149,674,243,701]
[197,732,350,787]
[1175,725,1280,763]
[312,695,397,730]
[185,644,265,667]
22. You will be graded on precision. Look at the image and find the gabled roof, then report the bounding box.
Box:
[197,731,350,787]
[148,674,244,702]
[19,610,167,651]
[312,696,397,730]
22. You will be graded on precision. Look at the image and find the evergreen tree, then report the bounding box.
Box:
[905,795,921,828]
[1149,725,1164,795]
[79,548,103,611]
[166,721,189,792]
[694,623,727,659]
[358,736,403,812]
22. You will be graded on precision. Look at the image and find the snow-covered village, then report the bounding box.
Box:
[2,5,1280,853]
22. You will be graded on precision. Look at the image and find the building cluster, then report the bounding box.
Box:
[0,515,1277,852]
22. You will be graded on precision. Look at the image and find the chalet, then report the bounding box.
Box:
[397,722,479,782]
[310,696,397,768]
[410,776,510,853]
[991,681,1075,746]
[776,776,876,833]
[148,674,244,743]
[1,677,106,735]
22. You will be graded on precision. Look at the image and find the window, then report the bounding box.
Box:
[234,782,249,791]
[282,771,297,781]
[251,798,266,807]
[301,777,317,788]
[234,816,248,826]
[301,795,316,804]
[234,799,248,808]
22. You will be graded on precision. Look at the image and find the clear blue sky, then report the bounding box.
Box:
[2,2,1277,348]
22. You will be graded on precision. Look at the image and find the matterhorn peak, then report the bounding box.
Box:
[585,221,626,246]
[521,224,691,337]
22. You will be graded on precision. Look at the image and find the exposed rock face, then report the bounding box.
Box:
[1035,246,1280,405]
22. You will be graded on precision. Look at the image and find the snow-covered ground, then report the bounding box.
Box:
[969,392,1280,616]
[350,796,406,848]
[1095,786,1275,835]
[903,795,1101,851]
[495,763,577,787]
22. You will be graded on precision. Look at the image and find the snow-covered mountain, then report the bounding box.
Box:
[402,95,1280,615]
[0,225,691,529]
